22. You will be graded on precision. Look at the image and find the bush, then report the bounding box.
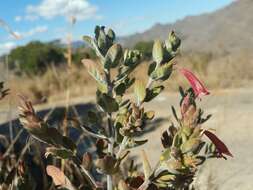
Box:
[134,41,153,59]
[0,26,232,190]
[8,41,65,75]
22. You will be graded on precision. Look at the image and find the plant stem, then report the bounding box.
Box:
[79,165,99,189]
[116,136,128,159]
[104,67,114,190]
[146,77,154,90]
[80,124,109,141]
[107,175,113,190]
[107,114,114,190]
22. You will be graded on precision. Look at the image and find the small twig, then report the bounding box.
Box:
[3,129,24,159]
[79,163,99,189]
[80,124,109,141]
[14,140,31,168]
[43,106,56,122]
[116,136,129,159]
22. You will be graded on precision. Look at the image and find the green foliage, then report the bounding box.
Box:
[9,41,64,75]
[134,41,153,59]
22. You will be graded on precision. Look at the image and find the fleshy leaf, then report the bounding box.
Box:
[104,43,123,69]
[97,92,119,113]
[134,80,146,105]
[83,35,103,59]
[150,62,173,81]
[82,59,108,93]
[144,85,164,102]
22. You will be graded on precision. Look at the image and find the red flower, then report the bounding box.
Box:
[179,68,210,98]
[204,130,233,159]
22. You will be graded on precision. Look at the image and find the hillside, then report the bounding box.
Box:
[120,0,253,54]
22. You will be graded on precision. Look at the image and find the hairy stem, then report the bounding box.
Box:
[104,68,114,190]
[116,136,129,159]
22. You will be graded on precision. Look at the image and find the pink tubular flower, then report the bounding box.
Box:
[179,68,210,98]
[204,130,233,159]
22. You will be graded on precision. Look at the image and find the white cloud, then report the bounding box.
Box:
[25,0,99,21]
[13,26,48,39]
[14,15,39,22]
[0,42,16,55]
[23,26,48,37]
[14,16,22,22]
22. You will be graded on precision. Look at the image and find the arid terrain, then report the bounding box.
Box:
[0,87,252,189]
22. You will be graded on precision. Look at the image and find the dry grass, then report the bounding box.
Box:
[6,65,96,104]
[3,51,253,105]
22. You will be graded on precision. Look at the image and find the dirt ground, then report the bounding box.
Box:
[0,88,252,189]
[132,88,253,190]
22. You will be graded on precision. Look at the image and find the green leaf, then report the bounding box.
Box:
[83,35,103,59]
[141,150,152,180]
[171,106,179,121]
[97,92,119,113]
[150,62,173,81]
[107,28,116,41]
[62,136,77,152]
[148,62,157,76]
[87,111,101,124]
[124,77,135,89]
[45,147,74,159]
[114,83,126,96]
[145,85,164,102]
[134,80,146,105]
[94,25,100,40]
[152,40,164,65]
[123,49,142,67]
[160,148,171,161]
[98,28,107,53]
[82,59,108,93]
[104,44,123,69]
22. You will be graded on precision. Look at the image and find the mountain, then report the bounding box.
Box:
[49,39,85,49]
[120,0,253,54]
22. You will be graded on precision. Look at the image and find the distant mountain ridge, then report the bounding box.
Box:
[119,0,253,54]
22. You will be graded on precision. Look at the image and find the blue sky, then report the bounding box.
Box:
[0,0,233,55]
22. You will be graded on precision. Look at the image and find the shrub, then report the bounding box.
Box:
[8,41,65,75]
[2,26,232,190]
[134,41,153,59]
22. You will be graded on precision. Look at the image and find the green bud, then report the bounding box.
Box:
[152,40,164,65]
